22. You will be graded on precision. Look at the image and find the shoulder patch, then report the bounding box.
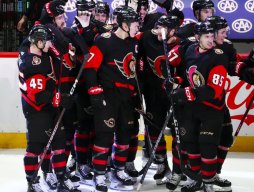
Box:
[188,36,196,42]
[214,49,224,54]
[101,32,111,38]
[223,39,232,44]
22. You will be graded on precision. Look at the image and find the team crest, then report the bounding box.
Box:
[114,52,136,79]
[104,118,115,128]
[147,55,166,79]
[187,65,205,88]
[215,49,224,54]
[32,56,41,65]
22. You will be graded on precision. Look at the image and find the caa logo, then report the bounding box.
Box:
[232,19,252,33]
[217,0,238,13]
[65,0,77,13]
[183,18,196,25]
[245,0,254,13]
[173,0,184,11]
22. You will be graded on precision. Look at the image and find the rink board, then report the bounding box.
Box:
[0,53,253,151]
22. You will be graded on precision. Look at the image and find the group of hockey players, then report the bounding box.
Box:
[17,0,254,192]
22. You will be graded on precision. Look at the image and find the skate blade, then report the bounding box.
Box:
[214,186,232,192]
[109,182,134,191]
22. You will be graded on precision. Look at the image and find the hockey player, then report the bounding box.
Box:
[138,0,164,32]
[169,21,228,192]
[177,0,215,39]
[94,2,110,24]
[205,15,237,192]
[138,14,181,184]
[18,24,77,192]
[83,7,140,192]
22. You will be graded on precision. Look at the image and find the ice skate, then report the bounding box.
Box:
[27,176,44,192]
[75,164,93,186]
[43,172,57,190]
[109,169,135,191]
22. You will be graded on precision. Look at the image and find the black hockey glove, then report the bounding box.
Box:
[170,87,196,104]
[88,86,106,109]
[35,91,53,105]
[228,61,246,76]
[59,93,73,109]
[163,76,183,96]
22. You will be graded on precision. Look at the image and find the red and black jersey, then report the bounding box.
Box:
[18,50,57,113]
[84,32,138,98]
[184,44,228,110]
[138,30,179,88]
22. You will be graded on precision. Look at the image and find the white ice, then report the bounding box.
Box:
[0,149,254,192]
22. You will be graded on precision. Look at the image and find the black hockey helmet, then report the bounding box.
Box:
[137,0,149,12]
[155,15,181,29]
[28,24,53,44]
[95,2,110,16]
[117,7,140,26]
[194,21,215,35]
[76,0,96,11]
[205,16,228,30]
[192,0,214,18]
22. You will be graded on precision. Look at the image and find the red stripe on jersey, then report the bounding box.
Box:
[75,133,89,139]
[84,46,103,70]
[63,53,74,68]
[113,143,129,150]
[201,170,217,177]
[25,164,39,171]
[188,153,201,159]
[114,82,135,91]
[22,94,45,111]
[60,77,75,83]
[92,159,108,165]
[112,154,127,162]
[202,101,225,110]
[173,156,180,165]
[207,65,227,99]
[52,161,66,168]
[93,145,110,153]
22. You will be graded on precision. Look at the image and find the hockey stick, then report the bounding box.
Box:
[135,108,171,135]
[137,108,172,191]
[160,28,201,181]
[31,54,89,181]
[133,67,154,160]
[233,93,254,144]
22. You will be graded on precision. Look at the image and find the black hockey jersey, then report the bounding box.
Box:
[84,32,138,98]
[138,30,179,89]
[18,50,57,113]
[184,44,228,110]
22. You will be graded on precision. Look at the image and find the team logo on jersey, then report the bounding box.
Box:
[114,52,136,79]
[147,55,166,79]
[218,0,238,13]
[64,0,77,12]
[245,0,254,13]
[215,49,224,54]
[182,18,197,25]
[173,0,184,11]
[232,19,252,33]
[32,56,41,65]
[104,118,115,128]
[187,65,205,88]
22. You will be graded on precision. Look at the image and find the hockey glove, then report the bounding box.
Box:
[163,76,183,96]
[228,61,246,76]
[88,86,106,109]
[35,91,53,105]
[170,87,196,104]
